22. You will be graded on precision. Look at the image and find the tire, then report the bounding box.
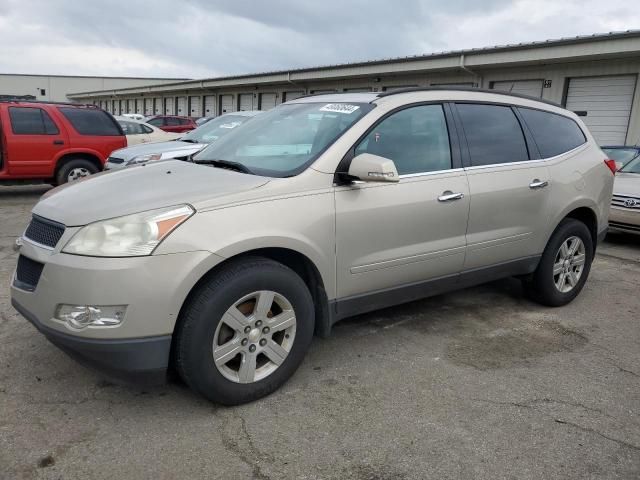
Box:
[175,257,314,405]
[56,158,99,185]
[523,218,594,307]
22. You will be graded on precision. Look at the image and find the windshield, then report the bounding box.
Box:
[193,102,374,177]
[603,147,639,165]
[621,154,640,174]
[182,115,255,143]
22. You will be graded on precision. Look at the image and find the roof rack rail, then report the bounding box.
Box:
[0,98,99,108]
[375,86,562,108]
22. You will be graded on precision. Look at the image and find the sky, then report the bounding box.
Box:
[0,0,637,80]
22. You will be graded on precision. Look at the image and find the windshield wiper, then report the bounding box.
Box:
[181,138,200,143]
[194,159,254,175]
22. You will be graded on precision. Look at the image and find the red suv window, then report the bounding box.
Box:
[58,108,122,136]
[9,107,59,135]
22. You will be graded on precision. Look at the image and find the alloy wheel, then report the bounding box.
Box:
[553,236,586,293]
[212,290,297,383]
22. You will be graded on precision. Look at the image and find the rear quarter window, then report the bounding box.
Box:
[518,107,586,158]
[58,108,122,136]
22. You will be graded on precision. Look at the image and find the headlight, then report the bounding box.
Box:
[127,153,162,165]
[62,205,194,257]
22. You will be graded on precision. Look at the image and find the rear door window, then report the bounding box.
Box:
[147,118,164,127]
[355,104,452,175]
[456,104,529,166]
[166,117,181,126]
[58,108,121,136]
[9,107,59,135]
[518,107,586,158]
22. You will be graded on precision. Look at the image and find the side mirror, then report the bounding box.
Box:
[348,153,399,183]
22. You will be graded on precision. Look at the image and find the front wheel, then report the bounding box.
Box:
[523,218,594,307]
[175,257,314,405]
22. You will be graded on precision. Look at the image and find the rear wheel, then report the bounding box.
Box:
[56,158,99,185]
[175,257,314,405]
[523,219,593,306]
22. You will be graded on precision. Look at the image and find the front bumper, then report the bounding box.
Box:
[609,206,640,235]
[12,297,170,384]
[10,239,219,383]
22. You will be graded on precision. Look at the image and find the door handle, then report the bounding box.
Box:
[52,140,64,145]
[438,191,465,202]
[529,179,548,189]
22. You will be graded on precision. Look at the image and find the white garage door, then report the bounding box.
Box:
[154,97,162,115]
[492,80,543,98]
[204,95,216,116]
[239,94,254,111]
[284,91,305,102]
[189,96,201,117]
[135,99,143,114]
[165,97,175,115]
[176,96,187,116]
[566,75,636,145]
[219,94,234,114]
[260,93,277,110]
[144,98,153,116]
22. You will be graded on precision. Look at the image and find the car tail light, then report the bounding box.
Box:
[604,159,618,175]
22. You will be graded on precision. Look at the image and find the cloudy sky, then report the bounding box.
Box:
[0,0,637,79]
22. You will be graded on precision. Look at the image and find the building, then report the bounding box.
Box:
[69,30,640,146]
[0,74,189,103]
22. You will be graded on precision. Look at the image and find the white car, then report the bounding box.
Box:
[121,113,146,121]
[115,116,182,146]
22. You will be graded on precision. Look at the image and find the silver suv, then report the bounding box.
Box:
[11,89,614,405]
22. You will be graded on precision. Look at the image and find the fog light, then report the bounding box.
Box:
[55,305,127,329]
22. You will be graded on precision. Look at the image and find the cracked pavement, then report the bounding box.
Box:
[1,185,639,479]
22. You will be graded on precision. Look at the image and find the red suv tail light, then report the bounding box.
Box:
[604,159,618,175]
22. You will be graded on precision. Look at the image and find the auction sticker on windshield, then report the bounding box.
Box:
[220,121,242,129]
[319,104,360,114]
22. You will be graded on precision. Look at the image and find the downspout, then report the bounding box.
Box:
[459,54,483,88]
[287,72,305,92]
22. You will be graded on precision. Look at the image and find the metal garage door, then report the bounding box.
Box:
[492,80,543,98]
[144,98,153,116]
[154,97,162,115]
[239,94,254,111]
[284,91,304,102]
[165,97,175,115]
[176,96,187,116]
[135,99,143,115]
[565,75,636,145]
[189,96,201,117]
[259,93,277,110]
[219,95,234,114]
[204,95,216,116]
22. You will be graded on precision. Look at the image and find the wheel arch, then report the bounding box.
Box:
[173,247,333,345]
[546,201,600,251]
[54,151,103,180]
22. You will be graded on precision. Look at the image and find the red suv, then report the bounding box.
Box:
[145,115,197,133]
[0,100,126,185]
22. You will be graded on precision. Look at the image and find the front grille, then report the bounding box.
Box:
[14,255,45,291]
[24,216,65,248]
[610,221,640,233]
[107,156,125,164]
[611,194,640,210]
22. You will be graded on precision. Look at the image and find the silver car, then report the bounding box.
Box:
[104,110,263,170]
[609,153,640,234]
[11,90,613,405]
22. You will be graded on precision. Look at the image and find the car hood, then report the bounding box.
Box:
[33,160,270,226]
[613,172,640,196]
[110,140,207,162]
